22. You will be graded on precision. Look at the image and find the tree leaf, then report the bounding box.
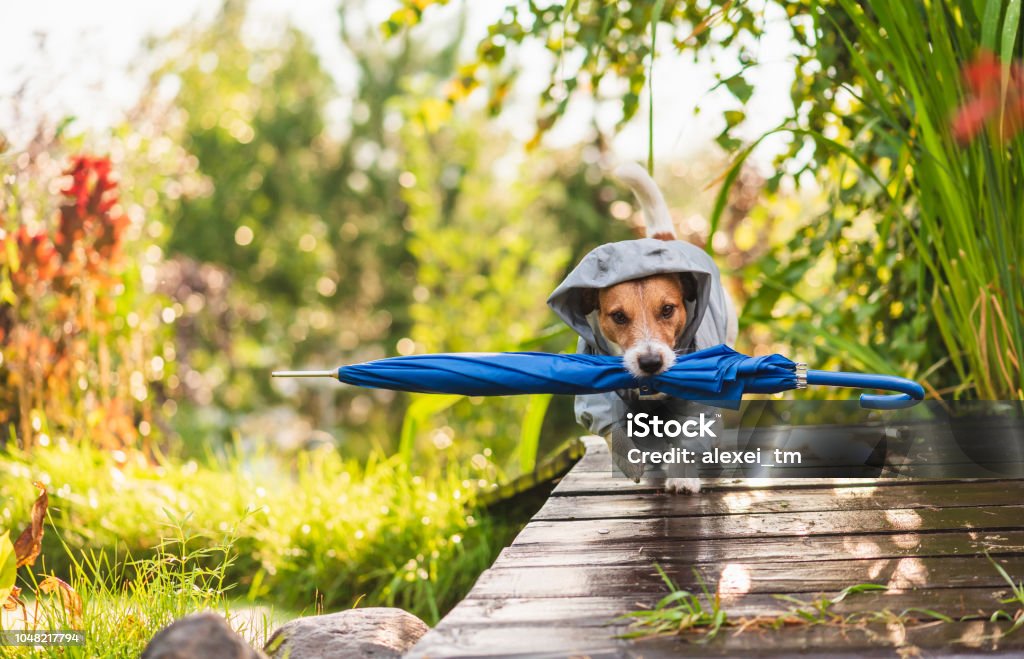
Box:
[981,0,1003,51]
[723,110,746,128]
[724,74,754,104]
[13,482,48,569]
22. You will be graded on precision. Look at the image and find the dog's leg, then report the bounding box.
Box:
[609,425,645,483]
[665,477,701,495]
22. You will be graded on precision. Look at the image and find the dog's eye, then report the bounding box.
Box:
[660,304,676,318]
[610,311,629,325]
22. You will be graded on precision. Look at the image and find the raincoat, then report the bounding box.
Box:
[547,239,738,478]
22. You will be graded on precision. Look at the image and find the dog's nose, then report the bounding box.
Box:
[637,354,664,374]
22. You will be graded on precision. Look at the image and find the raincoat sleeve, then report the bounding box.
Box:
[572,338,629,436]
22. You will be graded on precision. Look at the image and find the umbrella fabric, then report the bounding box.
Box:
[336,344,797,401]
[653,349,797,399]
[337,352,636,396]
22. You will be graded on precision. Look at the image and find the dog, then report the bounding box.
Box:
[583,163,738,494]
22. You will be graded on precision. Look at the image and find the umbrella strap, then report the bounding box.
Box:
[795,363,808,389]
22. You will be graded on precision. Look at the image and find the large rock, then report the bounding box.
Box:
[265,608,429,659]
[142,612,267,659]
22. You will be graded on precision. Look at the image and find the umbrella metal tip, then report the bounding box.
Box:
[271,369,337,378]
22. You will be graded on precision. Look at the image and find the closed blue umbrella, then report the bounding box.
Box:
[273,344,923,409]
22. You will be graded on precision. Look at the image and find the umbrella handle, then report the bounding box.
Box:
[805,370,925,410]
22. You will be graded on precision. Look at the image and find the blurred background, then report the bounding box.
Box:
[2,0,1021,651]
[0,0,811,464]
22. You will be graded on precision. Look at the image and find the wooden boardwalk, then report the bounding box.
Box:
[409,435,1024,657]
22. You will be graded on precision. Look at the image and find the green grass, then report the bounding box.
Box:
[618,565,728,641]
[987,552,1024,635]
[0,439,520,652]
[623,561,1024,643]
[2,512,269,658]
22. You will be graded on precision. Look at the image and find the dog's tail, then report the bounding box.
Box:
[614,162,676,241]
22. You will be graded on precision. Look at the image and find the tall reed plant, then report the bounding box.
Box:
[807,0,1022,399]
[711,0,1022,398]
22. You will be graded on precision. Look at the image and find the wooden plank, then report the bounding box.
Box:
[411,433,1024,657]
[536,480,1024,520]
[436,589,1016,627]
[512,505,1024,545]
[408,620,1024,658]
[465,556,1024,599]
[494,530,1024,568]
[552,471,1020,496]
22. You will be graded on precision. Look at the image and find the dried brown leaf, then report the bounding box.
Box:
[3,585,21,610]
[38,576,83,626]
[13,482,47,569]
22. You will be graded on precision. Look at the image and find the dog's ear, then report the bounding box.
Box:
[678,273,697,302]
[578,288,599,315]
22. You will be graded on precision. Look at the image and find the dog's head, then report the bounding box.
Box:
[581,273,694,377]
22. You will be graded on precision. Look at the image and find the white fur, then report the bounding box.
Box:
[614,163,677,239]
[623,339,676,379]
[619,268,677,378]
[665,477,701,495]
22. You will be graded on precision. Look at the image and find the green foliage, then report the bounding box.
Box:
[402,125,571,355]
[0,531,14,608]
[988,552,1024,636]
[386,0,769,149]
[123,0,635,462]
[625,560,1024,641]
[745,0,1024,398]
[763,0,1024,397]
[156,1,361,423]
[0,440,510,626]
[150,0,465,445]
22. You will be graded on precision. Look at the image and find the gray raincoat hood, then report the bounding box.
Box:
[547,238,738,440]
[548,239,734,356]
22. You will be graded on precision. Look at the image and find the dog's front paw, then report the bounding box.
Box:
[665,477,701,495]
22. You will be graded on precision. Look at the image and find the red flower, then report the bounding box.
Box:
[55,155,128,266]
[952,50,1024,144]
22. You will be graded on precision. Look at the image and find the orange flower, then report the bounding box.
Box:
[10,226,59,289]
